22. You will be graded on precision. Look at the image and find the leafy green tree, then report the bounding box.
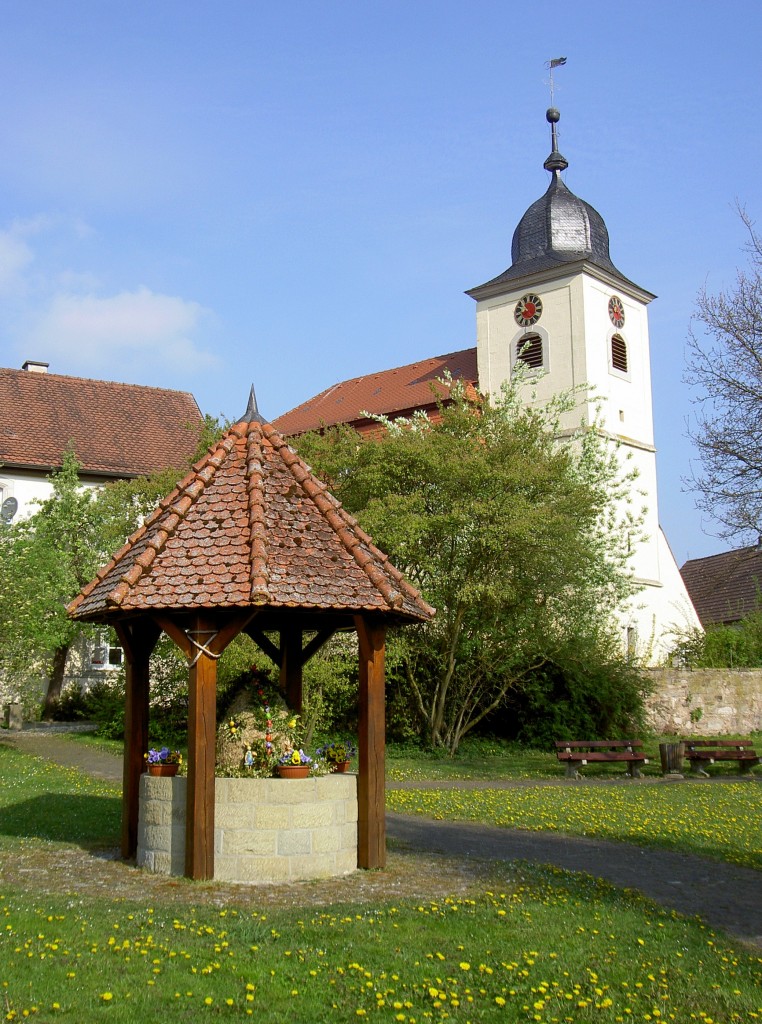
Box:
[0,449,103,717]
[0,448,202,720]
[296,379,642,752]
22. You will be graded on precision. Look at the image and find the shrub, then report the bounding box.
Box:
[673,611,762,668]
[47,684,93,721]
[496,641,652,749]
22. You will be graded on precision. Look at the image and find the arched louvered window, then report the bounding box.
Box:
[516,333,544,370]
[611,334,628,373]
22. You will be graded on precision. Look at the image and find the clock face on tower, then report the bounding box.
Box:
[608,296,625,328]
[514,293,543,327]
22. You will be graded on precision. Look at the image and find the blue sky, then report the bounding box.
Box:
[0,0,759,565]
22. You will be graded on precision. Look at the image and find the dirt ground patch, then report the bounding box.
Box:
[0,838,503,911]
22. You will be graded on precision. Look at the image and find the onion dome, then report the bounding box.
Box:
[468,108,641,298]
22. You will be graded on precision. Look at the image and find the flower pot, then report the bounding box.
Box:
[147,764,179,777]
[277,765,310,779]
[331,760,351,773]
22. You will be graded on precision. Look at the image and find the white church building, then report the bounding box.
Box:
[275,106,702,663]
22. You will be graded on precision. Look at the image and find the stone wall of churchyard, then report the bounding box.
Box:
[646,668,762,735]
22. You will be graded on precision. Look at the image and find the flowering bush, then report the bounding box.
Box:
[279,749,313,767]
[316,740,356,765]
[215,667,310,777]
[145,746,182,766]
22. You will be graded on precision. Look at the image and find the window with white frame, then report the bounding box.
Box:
[90,631,123,670]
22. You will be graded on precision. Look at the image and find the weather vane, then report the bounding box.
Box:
[545,56,567,106]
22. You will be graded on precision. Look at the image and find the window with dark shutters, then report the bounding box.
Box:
[611,334,628,373]
[516,333,544,369]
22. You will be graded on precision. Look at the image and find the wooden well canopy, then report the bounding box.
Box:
[68,391,434,880]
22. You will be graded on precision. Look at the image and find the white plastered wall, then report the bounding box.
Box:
[0,468,101,525]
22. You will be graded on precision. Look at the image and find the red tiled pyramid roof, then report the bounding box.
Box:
[274,348,478,436]
[680,545,762,626]
[0,367,202,477]
[68,415,435,623]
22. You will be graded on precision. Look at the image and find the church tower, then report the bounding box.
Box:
[467,108,700,661]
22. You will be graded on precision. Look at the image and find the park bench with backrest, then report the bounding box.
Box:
[555,740,649,779]
[681,738,760,777]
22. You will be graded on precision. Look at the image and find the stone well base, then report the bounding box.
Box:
[137,773,358,883]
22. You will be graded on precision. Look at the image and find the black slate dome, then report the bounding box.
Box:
[508,172,621,278]
[467,107,640,297]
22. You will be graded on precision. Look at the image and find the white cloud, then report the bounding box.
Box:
[27,286,217,374]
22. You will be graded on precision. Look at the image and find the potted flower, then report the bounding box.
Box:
[144,747,183,777]
[276,749,313,779]
[316,740,356,773]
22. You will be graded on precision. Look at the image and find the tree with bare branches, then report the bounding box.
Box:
[685,206,762,542]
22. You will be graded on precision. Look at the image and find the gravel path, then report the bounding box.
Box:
[2,726,760,947]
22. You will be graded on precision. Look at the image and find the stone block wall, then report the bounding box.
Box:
[137,773,358,883]
[646,668,762,735]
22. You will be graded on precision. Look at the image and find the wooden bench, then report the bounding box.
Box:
[555,740,649,779]
[681,739,760,777]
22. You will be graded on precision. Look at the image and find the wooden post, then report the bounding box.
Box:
[355,616,386,869]
[186,616,218,880]
[114,620,159,860]
[280,626,303,714]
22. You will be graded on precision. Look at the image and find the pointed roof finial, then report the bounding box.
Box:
[242,384,265,423]
[543,106,568,174]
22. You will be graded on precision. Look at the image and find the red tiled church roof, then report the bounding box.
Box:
[680,545,762,627]
[0,366,202,477]
[69,411,435,623]
[274,348,478,436]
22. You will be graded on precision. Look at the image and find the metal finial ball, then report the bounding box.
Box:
[546,107,561,124]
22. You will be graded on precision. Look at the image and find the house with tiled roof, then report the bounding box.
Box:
[680,544,762,627]
[0,360,203,524]
[0,360,203,683]
[275,106,702,663]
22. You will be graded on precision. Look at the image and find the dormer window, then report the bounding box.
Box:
[611,334,628,373]
[516,333,544,370]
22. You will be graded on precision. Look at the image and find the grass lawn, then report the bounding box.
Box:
[1,742,761,1022]
[386,783,762,870]
[3,876,760,1024]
